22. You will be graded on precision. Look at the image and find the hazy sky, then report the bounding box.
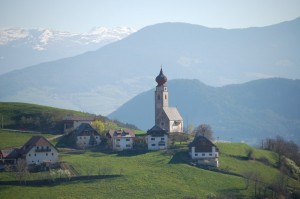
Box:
[1,0,300,32]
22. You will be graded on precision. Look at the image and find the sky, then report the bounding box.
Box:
[0,0,300,32]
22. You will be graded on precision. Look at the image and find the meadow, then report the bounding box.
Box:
[1,132,299,199]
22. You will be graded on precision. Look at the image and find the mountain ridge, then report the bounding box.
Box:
[0,27,135,74]
[108,77,300,144]
[0,18,299,115]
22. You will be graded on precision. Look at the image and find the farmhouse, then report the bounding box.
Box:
[188,135,219,167]
[0,148,19,165]
[106,129,135,151]
[62,115,96,133]
[146,125,168,150]
[72,123,101,148]
[154,68,183,133]
[19,136,59,165]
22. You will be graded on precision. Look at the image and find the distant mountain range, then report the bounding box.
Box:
[0,27,135,74]
[109,78,300,145]
[0,18,299,115]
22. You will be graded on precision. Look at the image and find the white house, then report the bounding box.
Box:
[146,125,168,150]
[106,129,135,151]
[188,136,219,167]
[62,116,96,133]
[19,136,59,165]
[73,123,101,148]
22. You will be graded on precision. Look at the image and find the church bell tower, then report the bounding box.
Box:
[155,68,168,125]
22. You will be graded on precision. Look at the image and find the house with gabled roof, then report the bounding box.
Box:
[62,115,96,133]
[0,148,19,165]
[188,135,219,167]
[72,123,101,148]
[147,125,168,150]
[106,129,135,151]
[19,136,59,165]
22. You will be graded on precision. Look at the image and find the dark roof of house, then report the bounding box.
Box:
[19,136,58,154]
[107,129,135,138]
[188,136,219,153]
[147,125,168,136]
[62,116,96,121]
[0,148,19,159]
[73,123,100,136]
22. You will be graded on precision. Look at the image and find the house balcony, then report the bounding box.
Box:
[35,148,51,152]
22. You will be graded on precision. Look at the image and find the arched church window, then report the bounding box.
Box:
[157,95,160,100]
[165,95,167,100]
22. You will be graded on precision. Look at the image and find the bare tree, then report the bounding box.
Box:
[15,159,29,184]
[193,124,214,141]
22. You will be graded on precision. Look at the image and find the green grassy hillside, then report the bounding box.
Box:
[0,102,141,134]
[0,129,54,148]
[0,102,93,133]
[1,141,299,199]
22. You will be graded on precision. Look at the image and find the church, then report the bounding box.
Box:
[154,68,183,133]
[147,68,183,150]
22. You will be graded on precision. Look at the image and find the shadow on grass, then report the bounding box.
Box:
[168,151,190,164]
[0,174,122,187]
[216,187,246,199]
[116,150,148,157]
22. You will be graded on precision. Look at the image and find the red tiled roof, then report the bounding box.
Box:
[189,136,219,153]
[107,129,135,138]
[19,136,58,154]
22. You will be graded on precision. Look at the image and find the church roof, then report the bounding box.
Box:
[155,68,167,86]
[163,107,183,121]
[147,125,168,136]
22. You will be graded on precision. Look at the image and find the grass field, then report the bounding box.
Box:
[0,129,54,148]
[1,138,299,199]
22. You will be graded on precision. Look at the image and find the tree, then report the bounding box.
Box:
[15,159,29,184]
[193,124,214,141]
[92,120,105,134]
[169,132,189,145]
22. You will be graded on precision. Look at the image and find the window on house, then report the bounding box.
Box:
[126,138,130,141]
[151,144,156,146]
[161,138,165,141]
[126,144,131,147]
[32,160,34,163]
[34,154,36,156]
[28,154,31,157]
[161,122,164,126]
[52,153,54,156]
[46,153,48,156]
[36,146,39,150]
[202,153,205,156]
[151,138,155,141]
[117,139,120,141]
[209,153,212,156]
[195,153,198,156]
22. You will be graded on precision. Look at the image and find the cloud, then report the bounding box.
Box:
[275,59,293,67]
[177,55,200,67]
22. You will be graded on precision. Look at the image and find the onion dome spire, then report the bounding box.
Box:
[155,67,167,86]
